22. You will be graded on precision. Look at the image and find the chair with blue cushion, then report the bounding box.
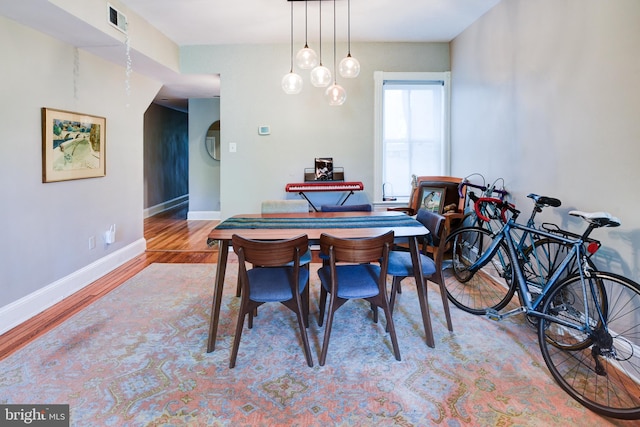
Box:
[317,231,399,366]
[320,203,372,212]
[235,200,312,297]
[230,234,313,368]
[386,209,453,332]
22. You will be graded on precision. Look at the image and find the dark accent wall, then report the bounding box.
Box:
[143,103,189,209]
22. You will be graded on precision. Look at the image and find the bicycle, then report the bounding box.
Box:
[447,194,601,314]
[445,199,640,419]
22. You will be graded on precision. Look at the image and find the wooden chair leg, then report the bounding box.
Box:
[389,276,403,315]
[319,299,336,366]
[229,305,247,368]
[318,287,328,326]
[435,272,453,332]
[293,297,314,367]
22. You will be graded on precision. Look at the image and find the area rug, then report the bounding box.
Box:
[0,263,633,426]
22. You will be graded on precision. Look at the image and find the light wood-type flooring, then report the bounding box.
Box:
[0,206,219,360]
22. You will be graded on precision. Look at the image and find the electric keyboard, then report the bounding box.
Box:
[285,181,364,192]
[285,181,364,211]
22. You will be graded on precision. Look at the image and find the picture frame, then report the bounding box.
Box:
[314,157,333,181]
[417,185,447,214]
[42,107,106,182]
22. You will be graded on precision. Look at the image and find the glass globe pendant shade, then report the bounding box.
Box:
[310,64,332,87]
[295,46,318,70]
[282,72,303,94]
[339,54,360,78]
[325,83,346,106]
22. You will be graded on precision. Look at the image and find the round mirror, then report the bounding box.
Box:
[206,120,220,160]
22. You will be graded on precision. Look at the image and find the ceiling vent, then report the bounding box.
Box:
[107,3,128,34]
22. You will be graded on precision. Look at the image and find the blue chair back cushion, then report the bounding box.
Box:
[320,204,372,212]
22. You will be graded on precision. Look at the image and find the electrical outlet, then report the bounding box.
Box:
[89,236,96,249]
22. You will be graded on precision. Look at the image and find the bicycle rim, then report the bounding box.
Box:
[445,227,516,315]
[538,272,640,419]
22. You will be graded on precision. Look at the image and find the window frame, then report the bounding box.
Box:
[373,71,451,204]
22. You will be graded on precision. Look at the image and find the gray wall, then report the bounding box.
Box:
[0,14,160,325]
[188,98,221,217]
[143,104,189,210]
[182,42,450,218]
[450,0,640,282]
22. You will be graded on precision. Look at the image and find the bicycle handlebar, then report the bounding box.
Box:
[474,197,519,223]
[458,179,509,199]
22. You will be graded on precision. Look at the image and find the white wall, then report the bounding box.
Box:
[0,15,160,330]
[451,0,640,281]
[181,42,450,218]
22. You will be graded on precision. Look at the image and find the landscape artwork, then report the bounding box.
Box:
[42,108,106,182]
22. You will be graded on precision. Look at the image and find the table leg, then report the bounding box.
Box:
[409,236,435,348]
[207,239,229,352]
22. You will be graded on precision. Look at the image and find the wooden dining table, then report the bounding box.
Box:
[205,211,441,352]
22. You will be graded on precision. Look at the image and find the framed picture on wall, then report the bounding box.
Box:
[418,186,447,214]
[42,107,106,183]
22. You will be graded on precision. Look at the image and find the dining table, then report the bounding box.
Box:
[205,211,442,353]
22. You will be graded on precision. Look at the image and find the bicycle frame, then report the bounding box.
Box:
[469,217,605,334]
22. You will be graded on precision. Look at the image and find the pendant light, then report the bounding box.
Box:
[310,0,331,87]
[325,0,346,105]
[295,0,318,70]
[338,0,360,78]
[282,1,303,94]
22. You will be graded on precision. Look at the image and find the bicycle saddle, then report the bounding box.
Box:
[527,193,561,207]
[569,210,621,228]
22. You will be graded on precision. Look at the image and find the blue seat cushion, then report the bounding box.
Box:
[386,251,436,277]
[317,264,381,299]
[247,267,309,302]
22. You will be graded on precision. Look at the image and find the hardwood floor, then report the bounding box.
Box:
[0,206,219,360]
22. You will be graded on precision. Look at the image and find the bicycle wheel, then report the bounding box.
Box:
[538,271,640,419]
[444,227,516,315]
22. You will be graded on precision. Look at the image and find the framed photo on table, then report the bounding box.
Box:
[418,186,446,214]
[42,107,106,183]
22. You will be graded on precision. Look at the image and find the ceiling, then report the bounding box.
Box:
[1,0,501,111]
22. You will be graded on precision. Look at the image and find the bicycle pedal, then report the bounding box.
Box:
[485,309,502,321]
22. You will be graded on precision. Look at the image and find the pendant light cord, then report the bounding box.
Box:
[332,0,337,83]
[304,0,310,49]
[347,0,352,55]
[289,1,294,72]
[318,0,322,64]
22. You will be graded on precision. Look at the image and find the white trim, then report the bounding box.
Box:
[187,210,221,220]
[143,195,189,218]
[373,71,451,203]
[0,238,146,335]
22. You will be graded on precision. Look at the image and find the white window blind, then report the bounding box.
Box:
[374,72,450,202]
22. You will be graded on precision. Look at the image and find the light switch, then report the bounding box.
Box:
[229,142,237,153]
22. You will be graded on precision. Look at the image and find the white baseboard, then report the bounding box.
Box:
[143,195,189,218]
[0,238,146,335]
[187,210,221,220]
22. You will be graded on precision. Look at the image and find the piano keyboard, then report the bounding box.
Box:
[285,181,364,192]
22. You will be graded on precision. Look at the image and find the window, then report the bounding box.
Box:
[373,72,451,203]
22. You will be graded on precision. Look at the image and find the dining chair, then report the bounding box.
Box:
[316,230,400,366]
[235,200,312,297]
[230,234,313,368]
[320,203,372,212]
[386,209,453,332]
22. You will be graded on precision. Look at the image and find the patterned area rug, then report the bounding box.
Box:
[0,263,633,426]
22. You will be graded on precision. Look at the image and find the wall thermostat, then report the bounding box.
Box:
[258,126,270,135]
